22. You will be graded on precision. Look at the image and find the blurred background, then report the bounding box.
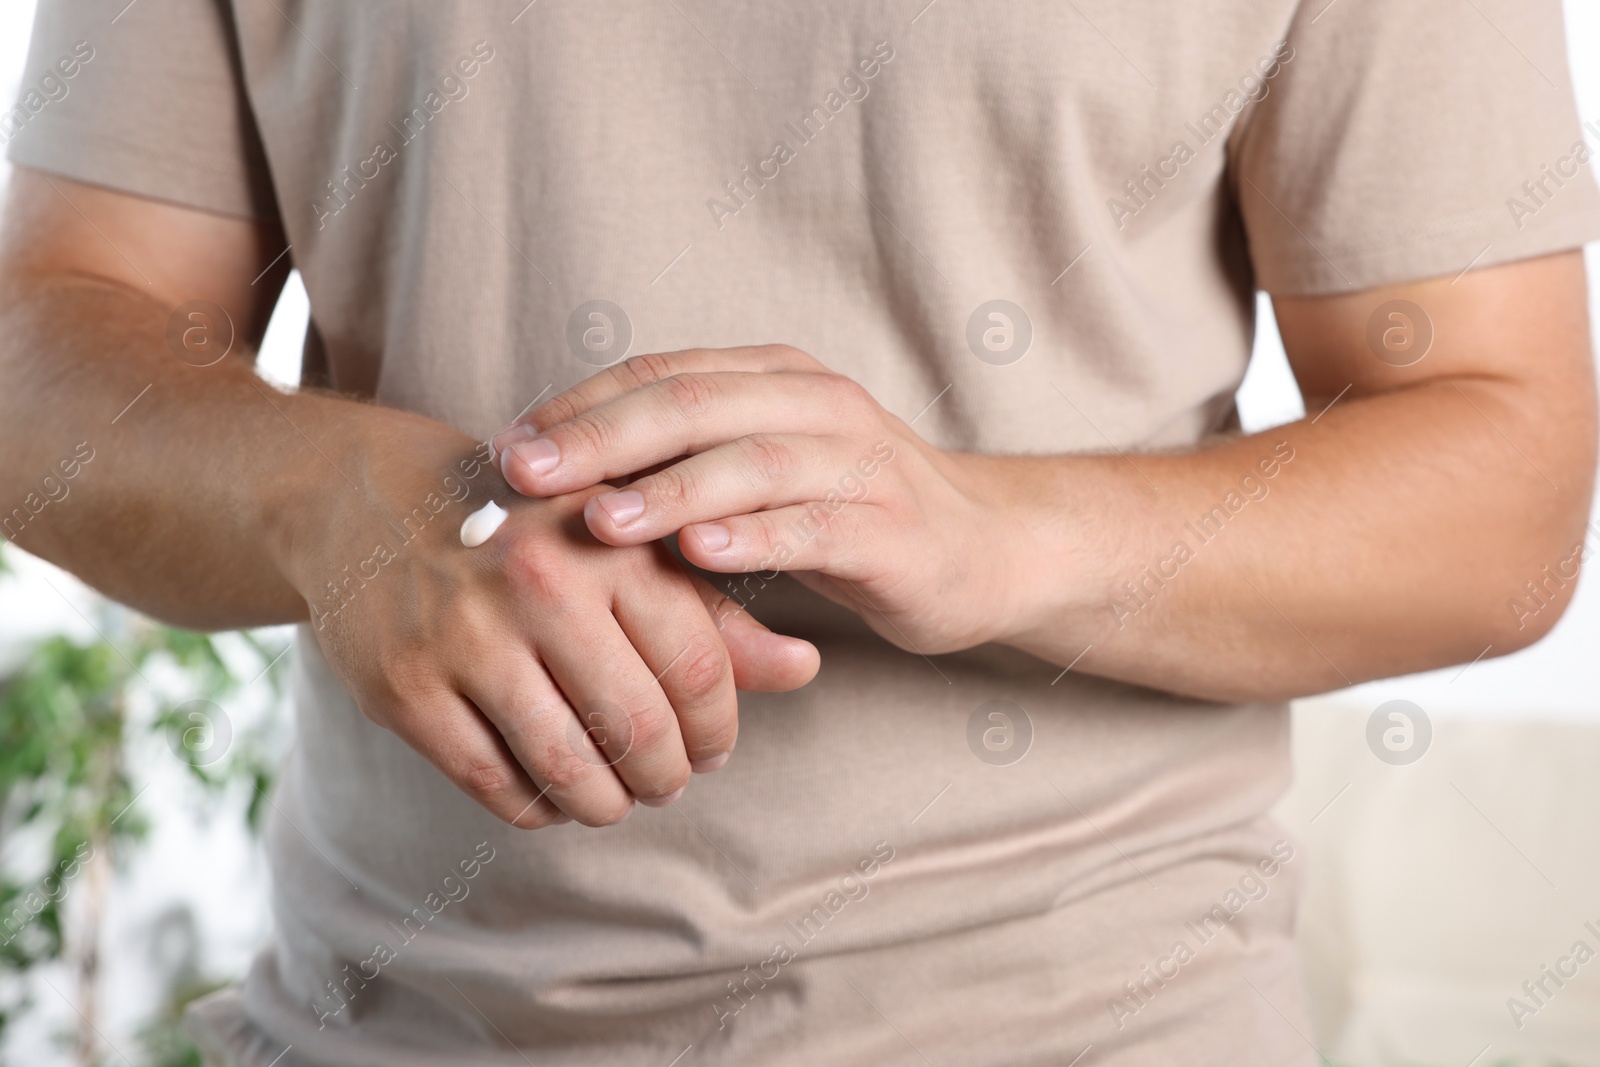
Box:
[0,3,1596,1065]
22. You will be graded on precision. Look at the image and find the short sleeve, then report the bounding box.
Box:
[1232,0,1600,295]
[4,0,278,221]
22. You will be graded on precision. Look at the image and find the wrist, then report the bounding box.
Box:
[257,397,495,603]
[973,454,1147,657]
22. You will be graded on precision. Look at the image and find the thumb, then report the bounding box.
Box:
[692,576,819,692]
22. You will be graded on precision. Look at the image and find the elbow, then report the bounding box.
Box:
[1482,484,1594,657]
[1490,535,1588,654]
[1482,378,1598,655]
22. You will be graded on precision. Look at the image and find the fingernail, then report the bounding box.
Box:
[596,490,646,525]
[639,785,686,808]
[690,752,730,773]
[552,813,573,825]
[505,437,560,478]
[491,423,539,456]
[693,523,731,551]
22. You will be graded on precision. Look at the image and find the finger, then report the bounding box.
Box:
[457,653,638,827]
[678,501,877,579]
[385,685,570,830]
[497,370,863,498]
[582,433,854,545]
[690,574,820,692]
[494,345,823,451]
[537,611,693,808]
[612,568,741,774]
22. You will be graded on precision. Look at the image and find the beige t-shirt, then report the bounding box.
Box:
[12,1,1598,1064]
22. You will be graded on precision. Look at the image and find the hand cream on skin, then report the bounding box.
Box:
[460,500,509,548]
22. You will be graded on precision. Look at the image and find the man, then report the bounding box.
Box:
[0,0,1594,1063]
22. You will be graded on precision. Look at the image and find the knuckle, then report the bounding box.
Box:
[563,410,618,457]
[624,351,678,388]
[826,373,870,410]
[376,645,440,705]
[819,375,875,429]
[763,343,814,368]
[647,465,699,510]
[503,533,574,605]
[457,755,524,807]
[739,434,797,481]
[536,392,578,428]
[698,719,738,761]
[620,699,675,754]
[672,640,732,706]
[489,690,549,748]
[658,372,720,418]
[537,745,592,793]
[502,532,547,579]
[503,531,553,577]
[689,706,738,759]
[747,514,784,556]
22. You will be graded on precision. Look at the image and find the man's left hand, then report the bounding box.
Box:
[492,345,1038,655]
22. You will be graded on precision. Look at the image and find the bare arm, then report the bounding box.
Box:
[1001,251,1597,699]
[486,252,1597,703]
[0,167,308,627]
[0,169,817,826]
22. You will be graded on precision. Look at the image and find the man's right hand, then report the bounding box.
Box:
[0,169,818,829]
[280,418,819,828]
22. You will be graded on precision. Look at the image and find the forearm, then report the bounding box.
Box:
[994,376,1595,702]
[0,275,483,630]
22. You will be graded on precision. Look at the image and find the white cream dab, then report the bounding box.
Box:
[460,500,509,548]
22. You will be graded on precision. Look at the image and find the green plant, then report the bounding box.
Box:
[0,544,288,1067]
[134,976,230,1067]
